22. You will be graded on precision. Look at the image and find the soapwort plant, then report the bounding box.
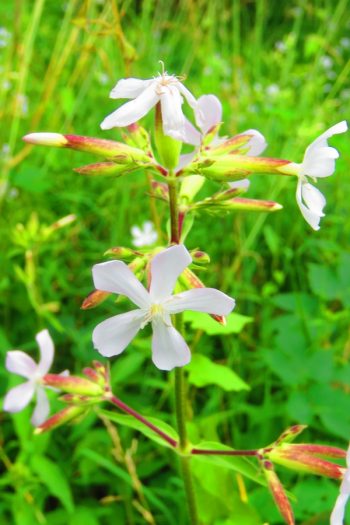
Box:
[4,65,349,524]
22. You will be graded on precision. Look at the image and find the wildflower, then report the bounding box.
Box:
[184,94,223,146]
[3,330,55,426]
[331,444,350,525]
[92,245,235,370]
[100,65,198,142]
[284,121,348,230]
[131,221,158,247]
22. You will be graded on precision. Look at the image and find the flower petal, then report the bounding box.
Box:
[36,329,54,375]
[101,83,159,129]
[6,351,37,379]
[93,260,150,309]
[176,82,198,110]
[160,85,186,140]
[196,95,222,134]
[301,182,326,215]
[176,151,198,171]
[296,179,323,230]
[31,387,50,426]
[330,493,349,525]
[3,381,35,413]
[109,78,152,99]
[92,309,145,358]
[151,319,191,370]
[165,288,235,315]
[302,121,348,178]
[228,178,250,190]
[149,245,192,301]
[182,118,201,146]
[241,129,268,156]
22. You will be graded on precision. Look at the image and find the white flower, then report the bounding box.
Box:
[331,444,350,525]
[92,245,235,371]
[293,121,348,230]
[100,67,198,142]
[3,330,54,426]
[131,221,158,247]
[183,94,223,146]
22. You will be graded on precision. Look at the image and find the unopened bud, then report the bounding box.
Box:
[202,122,223,147]
[190,250,210,265]
[81,289,111,309]
[49,214,76,230]
[23,133,68,147]
[273,425,308,445]
[151,180,169,201]
[74,162,135,177]
[186,155,292,182]
[42,374,104,396]
[34,405,86,434]
[180,175,205,203]
[263,460,295,525]
[123,123,151,151]
[104,246,142,260]
[24,133,150,163]
[267,443,345,479]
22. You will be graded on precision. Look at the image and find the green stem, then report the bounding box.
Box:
[173,315,199,525]
[168,177,180,244]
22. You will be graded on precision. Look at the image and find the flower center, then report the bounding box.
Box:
[140,302,166,329]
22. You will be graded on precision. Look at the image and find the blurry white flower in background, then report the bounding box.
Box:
[131,221,158,247]
[0,28,11,48]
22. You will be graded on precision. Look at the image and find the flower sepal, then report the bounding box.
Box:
[42,374,105,397]
[192,197,282,214]
[262,459,295,525]
[154,103,182,170]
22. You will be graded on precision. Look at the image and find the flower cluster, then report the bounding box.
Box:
[3,64,348,525]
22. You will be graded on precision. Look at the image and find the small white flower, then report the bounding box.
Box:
[92,245,235,371]
[101,66,198,142]
[331,444,350,525]
[3,330,54,426]
[292,121,348,230]
[228,179,251,190]
[131,221,158,247]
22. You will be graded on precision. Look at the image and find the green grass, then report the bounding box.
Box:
[1,1,350,524]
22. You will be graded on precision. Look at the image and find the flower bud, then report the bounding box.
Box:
[104,246,142,260]
[81,289,111,309]
[24,133,151,163]
[42,374,104,396]
[74,162,136,177]
[202,122,223,147]
[23,133,68,147]
[122,123,152,151]
[34,405,86,434]
[190,250,210,265]
[185,155,292,182]
[273,425,308,445]
[208,132,256,156]
[180,175,205,203]
[266,443,345,479]
[151,180,169,201]
[263,460,295,525]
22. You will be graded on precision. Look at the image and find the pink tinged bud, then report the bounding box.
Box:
[224,197,283,212]
[190,250,210,265]
[50,214,76,230]
[104,246,143,260]
[34,405,86,434]
[151,180,169,201]
[81,289,111,309]
[202,122,223,147]
[74,162,136,177]
[264,461,295,525]
[274,425,308,445]
[42,374,104,396]
[122,123,152,151]
[209,133,259,156]
[268,444,345,479]
[23,133,68,147]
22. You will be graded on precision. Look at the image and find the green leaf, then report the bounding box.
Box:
[307,263,340,300]
[192,441,266,486]
[98,409,178,448]
[187,354,250,391]
[11,166,52,193]
[31,455,74,513]
[184,311,253,335]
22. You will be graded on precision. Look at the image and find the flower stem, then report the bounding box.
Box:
[107,394,177,448]
[168,177,180,243]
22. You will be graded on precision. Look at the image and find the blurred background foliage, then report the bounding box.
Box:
[0,0,349,523]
